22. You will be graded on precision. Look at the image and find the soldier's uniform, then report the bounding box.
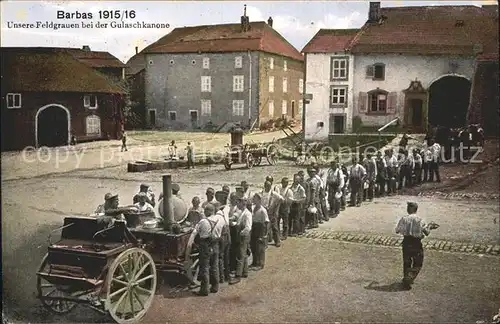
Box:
[398,150,414,189]
[274,179,293,240]
[375,153,388,197]
[215,191,232,283]
[297,172,308,235]
[261,186,283,247]
[195,204,224,296]
[385,150,398,195]
[349,162,366,207]
[326,165,344,217]
[229,196,252,285]
[250,199,269,270]
[306,168,321,228]
[364,156,378,201]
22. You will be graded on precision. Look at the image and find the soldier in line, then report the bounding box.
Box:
[296,171,309,235]
[375,151,387,197]
[228,189,243,273]
[413,149,423,185]
[421,146,432,182]
[428,139,442,182]
[121,131,128,152]
[288,174,307,236]
[385,149,398,195]
[398,149,414,190]
[363,153,378,201]
[194,203,224,296]
[326,160,344,217]
[261,180,284,247]
[340,163,349,210]
[229,195,252,285]
[202,187,219,210]
[274,177,294,240]
[215,191,232,283]
[395,202,438,290]
[249,193,269,271]
[186,196,204,225]
[305,167,321,228]
[313,165,329,223]
[185,141,195,169]
[349,157,366,207]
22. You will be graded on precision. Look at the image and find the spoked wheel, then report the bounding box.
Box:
[185,230,200,286]
[246,153,255,169]
[105,248,157,324]
[266,144,279,165]
[254,156,262,166]
[37,253,78,314]
[223,157,232,170]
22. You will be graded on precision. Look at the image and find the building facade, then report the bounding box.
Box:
[139,12,304,131]
[302,2,498,139]
[302,29,359,140]
[1,48,126,151]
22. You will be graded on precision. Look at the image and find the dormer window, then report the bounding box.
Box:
[84,95,97,109]
[6,93,22,109]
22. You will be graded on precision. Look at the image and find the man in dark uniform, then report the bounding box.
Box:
[249,193,269,271]
[215,190,232,283]
[395,202,438,290]
[133,184,156,207]
[375,151,387,197]
[349,157,366,207]
[229,194,252,285]
[306,167,320,228]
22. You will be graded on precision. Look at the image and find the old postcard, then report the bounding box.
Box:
[1,0,499,323]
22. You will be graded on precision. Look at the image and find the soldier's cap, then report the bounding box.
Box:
[235,186,244,192]
[192,196,200,203]
[204,203,216,214]
[138,192,147,197]
[215,190,228,201]
[222,185,230,193]
[140,183,150,189]
[241,180,248,186]
[253,192,262,200]
[306,166,315,173]
[266,176,274,182]
[297,170,305,175]
[206,187,215,194]
[264,180,272,187]
[235,192,246,202]
[172,183,180,192]
[281,177,289,182]
[407,201,418,209]
[105,193,118,201]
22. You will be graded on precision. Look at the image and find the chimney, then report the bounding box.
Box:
[82,45,91,51]
[240,4,250,32]
[368,2,381,22]
[268,16,273,27]
[135,46,138,54]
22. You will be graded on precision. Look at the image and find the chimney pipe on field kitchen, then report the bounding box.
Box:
[135,46,138,54]
[162,174,174,231]
[368,2,381,22]
[268,17,273,27]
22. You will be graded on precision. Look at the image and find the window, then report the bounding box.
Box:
[282,77,288,93]
[369,92,387,112]
[282,100,287,115]
[331,57,348,80]
[6,93,21,109]
[268,101,274,117]
[85,115,101,135]
[201,76,211,92]
[366,63,386,81]
[232,100,244,116]
[169,60,174,65]
[201,100,211,116]
[299,78,303,94]
[330,86,347,106]
[84,95,97,109]
[283,60,287,71]
[148,60,153,65]
[235,56,243,68]
[269,57,274,69]
[168,111,177,121]
[233,75,244,92]
[203,57,210,69]
[269,76,274,92]
[191,60,196,65]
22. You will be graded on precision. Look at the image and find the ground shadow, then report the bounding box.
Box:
[363,281,410,292]
[157,272,199,299]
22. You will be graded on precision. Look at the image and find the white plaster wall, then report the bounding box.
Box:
[304,53,354,141]
[352,54,475,127]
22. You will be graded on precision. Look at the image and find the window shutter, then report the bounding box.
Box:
[387,92,398,114]
[366,65,374,78]
[358,92,368,113]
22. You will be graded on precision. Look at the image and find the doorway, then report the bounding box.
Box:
[190,110,198,128]
[411,99,423,128]
[291,101,296,118]
[329,114,345,134]
[428,75,471,128]
[36,105,70,147]
[148,109,156,128]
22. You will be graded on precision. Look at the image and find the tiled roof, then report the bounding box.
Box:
[65,48,126,68]
[143,21,303,61]
[348,5,499,55]
[301,29,360,53]
[1,47,126,94]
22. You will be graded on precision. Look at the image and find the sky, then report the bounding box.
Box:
[0,1,495,63]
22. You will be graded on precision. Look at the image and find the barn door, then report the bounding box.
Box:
[358,92,368,113]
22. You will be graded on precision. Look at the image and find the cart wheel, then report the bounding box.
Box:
[105,248,157,324]
[184,230,200,286]
[254,156,262,166]
[246,153,255,169]
[266,144,279,165]
[37,253,78,315]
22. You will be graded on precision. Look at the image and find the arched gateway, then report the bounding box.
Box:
[35,104,71,147]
